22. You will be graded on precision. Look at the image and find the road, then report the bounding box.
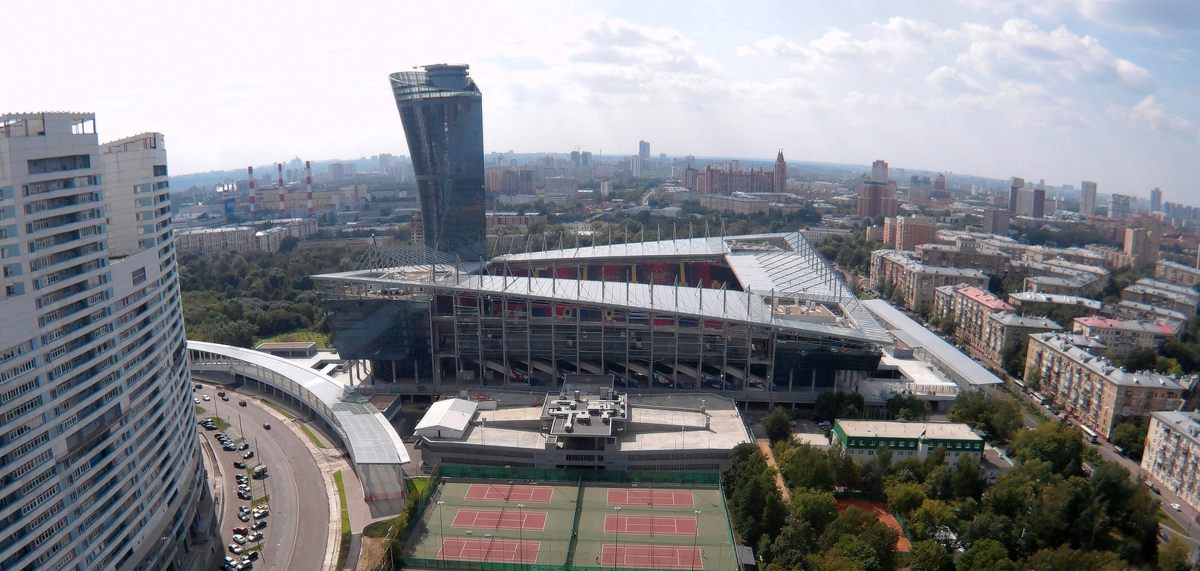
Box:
[197,384,329,571]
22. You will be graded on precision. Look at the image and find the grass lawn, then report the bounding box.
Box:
[1160,510,1187,534]
[195,405,206,415]
[251,495,271,507]
[406,477,431,496]
[208,416,231,432]
[300,424,327,448]
[261,399,297,420]
[256,330,331,348]
[334,470,351,569]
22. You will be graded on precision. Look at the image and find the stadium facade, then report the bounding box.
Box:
[389,64,486,259]
[316,232,891,404]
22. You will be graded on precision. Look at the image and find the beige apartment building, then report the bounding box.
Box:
[917,236,1010,277]
[871,250,988,311]
[1072,316,1178,355]
[1025,333,1183,438]
[1155,260,1200,288]
[933,284,1058,369]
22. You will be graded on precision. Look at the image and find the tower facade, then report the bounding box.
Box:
[1150,187,1163,213]
[773,150,787,192]
[0,113,202,569]
[871,160,889,183]
[1008,176,1024,214]
[1080,180,1097,217]
[389,64,486,257]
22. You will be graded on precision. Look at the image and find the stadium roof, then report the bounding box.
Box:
[861,299,1004,387]
[316,232,891,344]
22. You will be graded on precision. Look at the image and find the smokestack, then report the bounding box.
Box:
[305,160,314,217]
[248,166,256,215]
[277,163,286,216]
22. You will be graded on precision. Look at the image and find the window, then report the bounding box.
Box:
[132,267,146,285]
[152,165,167,177]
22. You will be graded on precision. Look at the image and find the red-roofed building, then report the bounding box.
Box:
[1072,316,1179,354]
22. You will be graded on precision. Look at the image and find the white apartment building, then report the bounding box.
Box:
[0,113,203,570]
[1142,411,1200,513]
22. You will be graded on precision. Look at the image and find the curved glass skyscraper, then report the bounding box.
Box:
[389,64,486,258]
[0,113,204,569]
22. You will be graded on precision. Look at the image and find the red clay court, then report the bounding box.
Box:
[607,489,695,507]
[438,537,541,563]
[604,514,698,536]
[465,483,555,503]
[836,498,911,552]
[452,509,548,531]
[602,544,703,569]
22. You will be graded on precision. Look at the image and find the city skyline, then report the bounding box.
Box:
[3,1,1197,202]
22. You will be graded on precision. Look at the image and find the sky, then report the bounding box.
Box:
[5,0,1198,202]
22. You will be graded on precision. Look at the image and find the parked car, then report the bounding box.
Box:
[251,520,267,530]
[237,491,252,500]
[227,544,242,554]
[202,395,211,401]
[234,461,247,470]
[1172,503,1183,511]
[242,450,254,459]
[232,526,248,535]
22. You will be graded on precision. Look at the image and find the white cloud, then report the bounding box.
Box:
[1126,95,1197,138]
[956,19,1153,88]
[926,65,984,92]
[956,0,1200,34]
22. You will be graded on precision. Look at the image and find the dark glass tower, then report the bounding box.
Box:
[390,64,486,258]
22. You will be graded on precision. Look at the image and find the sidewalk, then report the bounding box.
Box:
[757,438,791,502]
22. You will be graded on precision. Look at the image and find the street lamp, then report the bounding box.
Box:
[691,510,702,571]
[612,506,622,570]
[517,503,526,564]
[437,500,446,567]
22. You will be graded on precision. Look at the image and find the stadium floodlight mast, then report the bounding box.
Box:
[692,510,702,571]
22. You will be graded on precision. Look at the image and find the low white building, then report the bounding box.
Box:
[414,398,479,440]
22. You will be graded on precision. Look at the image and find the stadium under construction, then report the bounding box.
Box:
[315,231,892,405]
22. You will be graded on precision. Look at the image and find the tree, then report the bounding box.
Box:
[1001,343,1027,378]
[821,508,898,571]
[1109,419,1148,460]
[909,540,951,571]
[1157,536,1193,571]
[777,444,837,491]
[1011,423,1085,477]
[947,391,1022,443]
[957,539,1017,571]
[909,499,958,542]
[789,488,839,534]
[1021,545,1124,571]
[885,482,927,516]
[764,406,793,443]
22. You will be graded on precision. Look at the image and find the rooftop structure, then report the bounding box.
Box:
[415,387,751,472]
[1072,316,1178,354]
[390,64,486,258]
[1008,291,1104,311]
[1155,260,1200,288]
[1111,300,1188,325]
[316,232,890,405]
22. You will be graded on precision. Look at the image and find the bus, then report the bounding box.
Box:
[1080,425,1099,444]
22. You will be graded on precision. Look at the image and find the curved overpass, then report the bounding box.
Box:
[187,340,409,508]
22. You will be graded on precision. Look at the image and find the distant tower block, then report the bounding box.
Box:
[248,166,256,215]
[277,163,286,216]
[306,160,314,216]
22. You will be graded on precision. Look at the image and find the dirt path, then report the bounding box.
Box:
[756,439,791,502]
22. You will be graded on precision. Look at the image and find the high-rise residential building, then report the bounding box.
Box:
[1080,180,1097,216]
[773,150,787,192]
[871,159,889,183]
[1109,193,1133,219]
[857,180,898,218]
[0,112,202,569]
[390,64,486,257]
[1123,227,1163,269]
[981,207,1010,235]
[1032,187,1046,218]
[638,140,650,162]
[1150,187,1162,213]
[1008,176,1024,214]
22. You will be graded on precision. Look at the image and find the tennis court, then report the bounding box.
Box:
[400,469,738,571]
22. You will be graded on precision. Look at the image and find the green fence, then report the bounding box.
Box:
[398,558,711,571]
[434,464,721,486]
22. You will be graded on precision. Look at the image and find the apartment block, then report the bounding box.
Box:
[933,284,1059,369]
[870,250,988,310]
[1141,411,1200,514]
[1025,333,1184,438]
[1155,260,1200,288]
[1072,316,1179,354]
[883,215,937,251]
[1122,278,1199,316]
[916,236,1010,277]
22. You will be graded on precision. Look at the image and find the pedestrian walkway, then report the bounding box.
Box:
[756,439,790,502]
